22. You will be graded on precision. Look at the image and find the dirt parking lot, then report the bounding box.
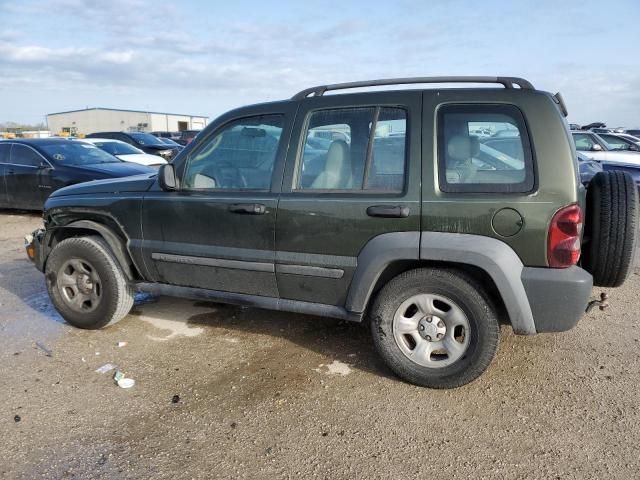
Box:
[1,210,640,479]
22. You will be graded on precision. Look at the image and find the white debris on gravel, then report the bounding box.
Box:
[95,363,116,374]
[314,360,353,376]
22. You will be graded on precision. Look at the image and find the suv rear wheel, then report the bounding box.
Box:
[45,236,134,329]
[370,268,499,389]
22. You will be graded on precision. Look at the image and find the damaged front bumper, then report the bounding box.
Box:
[24,228,46,272]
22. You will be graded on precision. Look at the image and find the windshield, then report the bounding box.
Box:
[128,132,164,145]
[41,142,122,165]
[89,141,143,156]
[159,137,179,146]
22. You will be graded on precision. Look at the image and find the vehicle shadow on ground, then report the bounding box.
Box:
[132,298,399,381]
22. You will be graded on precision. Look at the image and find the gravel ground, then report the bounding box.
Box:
[1,210,639,479]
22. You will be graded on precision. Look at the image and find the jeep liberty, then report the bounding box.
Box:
[25,77,638,388]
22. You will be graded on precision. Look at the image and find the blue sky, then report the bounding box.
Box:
[1,0,639,126]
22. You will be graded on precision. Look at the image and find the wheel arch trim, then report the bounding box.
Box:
[346,231,536,335]
[51,220,137,281]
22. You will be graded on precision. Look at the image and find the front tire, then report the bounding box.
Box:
[370,268,499,389]
[45,236,134,329]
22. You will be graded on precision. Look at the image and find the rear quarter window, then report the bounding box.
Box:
[437,104,535,193]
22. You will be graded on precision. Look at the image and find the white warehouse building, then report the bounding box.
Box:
[46,107,209,136]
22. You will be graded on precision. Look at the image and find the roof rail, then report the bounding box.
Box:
[292,76,535,100]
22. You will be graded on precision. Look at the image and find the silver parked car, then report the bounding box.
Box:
[572,131,640,165]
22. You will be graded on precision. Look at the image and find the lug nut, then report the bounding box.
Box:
[436,333,444,339]
[426,317,432,323]
[419,325,425,331]
[425,335,432,341]
[437,321,445,328]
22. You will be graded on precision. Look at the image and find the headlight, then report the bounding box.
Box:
[158,149,173,157]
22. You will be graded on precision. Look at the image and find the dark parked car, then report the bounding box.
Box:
[151,131,180,140]
[0,139,154,210]
[577,151,640,186]
[176,130,201,146]
[86,132,179,160]
[156,137,185,151]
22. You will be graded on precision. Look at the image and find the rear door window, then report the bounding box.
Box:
[10,144,43,167]
[437,104,534,193]
[296,106,407,192]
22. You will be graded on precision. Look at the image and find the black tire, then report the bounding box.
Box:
[582,171,638,287]
[370,268,499,389]
[45,236,134,329]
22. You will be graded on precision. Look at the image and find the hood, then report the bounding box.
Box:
[50,173,157,197]
[71,161,156,176]
[116,153,167,166]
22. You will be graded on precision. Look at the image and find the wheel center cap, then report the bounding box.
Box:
[76,274,93,294]
[418,316,446,341]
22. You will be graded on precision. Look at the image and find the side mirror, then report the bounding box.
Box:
[37,161,52,170]
[630,144,639,152]
[158,163,178,191]
[591,144,603,151]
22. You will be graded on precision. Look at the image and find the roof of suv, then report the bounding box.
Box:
[291,76,535,100]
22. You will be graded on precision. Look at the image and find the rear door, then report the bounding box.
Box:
[6,144,50,209]
[140,103,296,296]
[275,92,422,306]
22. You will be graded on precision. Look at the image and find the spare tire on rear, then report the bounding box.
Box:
[582,171,638,287]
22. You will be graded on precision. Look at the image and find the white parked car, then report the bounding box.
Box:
[572,131,640,165]
[79,138,167,168]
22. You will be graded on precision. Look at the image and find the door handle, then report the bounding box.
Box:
[228,203,266,215]
[366,205,410,218]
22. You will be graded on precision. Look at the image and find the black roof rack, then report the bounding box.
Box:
[292,76,535,100]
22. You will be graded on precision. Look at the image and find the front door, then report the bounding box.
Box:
[275,92,422,307]
[140,105,295,297]
[6,143,50,210]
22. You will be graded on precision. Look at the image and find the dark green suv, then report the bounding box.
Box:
[26,77,638,388]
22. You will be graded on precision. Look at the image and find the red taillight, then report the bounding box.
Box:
[548,204,583,268]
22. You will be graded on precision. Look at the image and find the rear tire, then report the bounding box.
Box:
[370,268,499,389]
[45,236,134,329]
[582,171,638,287]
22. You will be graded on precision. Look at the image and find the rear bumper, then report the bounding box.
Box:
[25,228,46,272]
[521,266,593,333]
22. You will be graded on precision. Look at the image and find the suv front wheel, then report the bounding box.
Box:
[370,268,499,389]
[45,236,135,329]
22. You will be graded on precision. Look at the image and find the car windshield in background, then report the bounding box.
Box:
[41,143,121,165]
[129,132,164,145]
[90,141,142,156]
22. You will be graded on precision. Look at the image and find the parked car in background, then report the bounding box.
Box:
[590,128,614,134]
[577,152,640,187]
[572,131,640,165]
[576,152,603,185]
[623,129,640,138]
[79,138,167,168]
[151,131,180,140]
[176,130,201,146]
[86,132,179,160]
[156,137,185,151]
[0,139,154,210]
[597,133,640,151]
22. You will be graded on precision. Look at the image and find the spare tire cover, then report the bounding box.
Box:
[582,171,638,287]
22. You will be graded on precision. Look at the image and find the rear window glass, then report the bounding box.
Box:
[296,106,407,192]
[437,104,535,193]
